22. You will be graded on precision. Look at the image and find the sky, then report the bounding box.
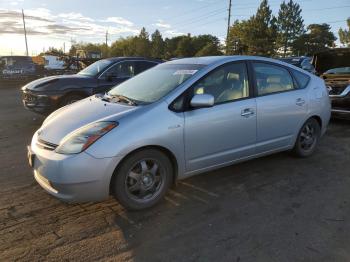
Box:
[0,0,349,56]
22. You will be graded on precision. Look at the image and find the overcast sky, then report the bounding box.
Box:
[0,0,349,55]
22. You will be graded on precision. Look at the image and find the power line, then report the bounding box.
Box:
[170,8,227,27]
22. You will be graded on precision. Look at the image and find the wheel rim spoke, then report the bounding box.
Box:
[128,171,141,181]
[125,158,164,202]
[140,160,148,174]
[150,163,158,176]
[128,182,140,192]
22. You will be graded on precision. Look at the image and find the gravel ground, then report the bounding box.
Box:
[1,84,350,262]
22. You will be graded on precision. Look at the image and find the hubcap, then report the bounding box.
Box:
[300,124,316,150]
[125,159,164,202]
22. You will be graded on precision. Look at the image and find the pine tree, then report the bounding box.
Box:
[135,27,151,57]
[339,18,350,47]
[227,0,276,56]
[151,30,165,58]
[276,0,305,56]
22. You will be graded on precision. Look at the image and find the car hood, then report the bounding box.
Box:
[23,74,91,91]
[312,48,350,74]
[38,95,138,145]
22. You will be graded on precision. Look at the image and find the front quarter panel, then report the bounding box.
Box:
[85,101,186,177]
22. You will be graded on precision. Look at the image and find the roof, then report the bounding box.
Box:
[104,57,163,63]
[166,55,295,66]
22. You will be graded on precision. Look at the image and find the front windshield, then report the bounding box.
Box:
[78,59,113,76]
[108,64,205,104]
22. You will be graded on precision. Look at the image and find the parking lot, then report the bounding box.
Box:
[1,83,350,261]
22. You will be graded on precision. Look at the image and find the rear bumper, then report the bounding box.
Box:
[30,131,122,203]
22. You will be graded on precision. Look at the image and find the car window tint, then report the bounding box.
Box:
[192,62,249,104]
[292,70,310,89]
[135,61,158,74]
[253,63,294,96]
[105,61,135,78]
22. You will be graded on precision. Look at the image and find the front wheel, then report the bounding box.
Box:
[112,149,173,210]
[293,118,321,157]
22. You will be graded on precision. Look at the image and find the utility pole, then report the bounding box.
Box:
[105,30,108,46]
[226,0,232,54]
[22,9,29,56]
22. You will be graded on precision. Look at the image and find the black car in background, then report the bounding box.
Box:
[22,57,162,114]
[312,48,350,116]
[278,56,316,74]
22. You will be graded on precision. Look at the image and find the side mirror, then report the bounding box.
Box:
[190,94,214,108]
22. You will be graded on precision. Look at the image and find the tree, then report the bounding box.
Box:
[110,37,137,56]
[293,23,336,55]
[175,34,195,57]
[276,0,305,56]
[151,30,165,58]
[190,34,222,56]
[339,18,350,47]
[134,27,151,57]
[227,0,277,56]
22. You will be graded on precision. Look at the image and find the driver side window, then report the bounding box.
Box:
[104,61,135,79]
[192,62,249,104]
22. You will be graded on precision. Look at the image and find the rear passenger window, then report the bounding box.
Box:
[135,61,158,74]
[292,70,310,89]
[252,63,294,96]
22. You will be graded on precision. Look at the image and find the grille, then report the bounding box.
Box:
[36,139,58,151]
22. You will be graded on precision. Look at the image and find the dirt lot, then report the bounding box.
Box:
[1,84,350,262]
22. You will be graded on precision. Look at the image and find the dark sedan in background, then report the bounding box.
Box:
[22,57,162,114]
[312,48,350,117]
[278,56,316,74]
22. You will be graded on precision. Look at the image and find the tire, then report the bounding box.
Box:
[60,94,84,106]
[293,118,321,158]
[112,149,173,210]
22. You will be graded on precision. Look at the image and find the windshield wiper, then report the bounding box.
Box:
[108,94,138,106]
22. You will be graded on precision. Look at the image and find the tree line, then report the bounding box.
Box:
[51,0,349,59]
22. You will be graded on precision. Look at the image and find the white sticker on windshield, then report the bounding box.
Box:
[173,70,198,75]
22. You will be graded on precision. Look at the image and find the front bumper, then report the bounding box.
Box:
[30,132,122,203]
[22,90,63,115]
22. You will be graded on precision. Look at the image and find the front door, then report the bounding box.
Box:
[97,61,135,93]
[184,62,257,172]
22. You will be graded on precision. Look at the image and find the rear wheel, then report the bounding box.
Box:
[293,118,320,157]
[112,149,173,210]
[60,94,84,106]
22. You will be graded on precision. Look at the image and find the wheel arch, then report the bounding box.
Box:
[310,115,322,129]
[109,145,179,194]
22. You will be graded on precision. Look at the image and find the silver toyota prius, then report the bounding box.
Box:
[28,56,331,210]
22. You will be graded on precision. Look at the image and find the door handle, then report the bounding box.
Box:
[241,108,255,117]
[296,98,305,106]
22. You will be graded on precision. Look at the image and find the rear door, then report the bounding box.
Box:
[251,62,307,153]
[135,61,159,75]
[184,62,257,172]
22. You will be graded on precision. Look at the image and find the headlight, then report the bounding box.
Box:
[55,121,117,154]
